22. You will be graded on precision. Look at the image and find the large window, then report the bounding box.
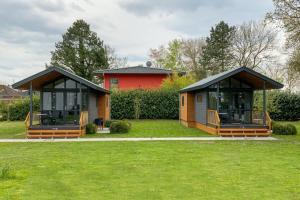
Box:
[208,92,217,109]
[41,77,89,125]
[110,78,119,89]
[42,92,52,110]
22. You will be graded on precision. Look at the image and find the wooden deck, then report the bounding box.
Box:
[25,112,88,139]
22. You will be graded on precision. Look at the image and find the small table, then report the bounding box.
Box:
[36,113,48,126]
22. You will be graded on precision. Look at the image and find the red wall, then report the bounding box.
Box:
[103,74,168,90]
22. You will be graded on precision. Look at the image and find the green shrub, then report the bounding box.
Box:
[272,123,297,135]
[110,121,131,134]
[104,120,117,128]
[0,165,15,179]
[0,95,40,121]
[254,91,300,121]
[111,90,179,119]
[86,123,97,134]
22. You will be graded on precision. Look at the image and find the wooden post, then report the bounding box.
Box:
[216,82,220,112]
[263,81,266,126]
[29,81,33,126]
[79,82,82,112]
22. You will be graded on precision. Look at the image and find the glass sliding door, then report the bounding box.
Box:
[41,78,88,126]
[66,92,79,124]
[53,92,64,125]
[219,91,252,124]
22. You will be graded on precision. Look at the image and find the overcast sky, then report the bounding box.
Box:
[0,0,274,84]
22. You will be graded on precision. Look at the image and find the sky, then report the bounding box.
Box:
[0,0,274,84]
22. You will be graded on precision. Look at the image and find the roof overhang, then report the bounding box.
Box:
[12,66,109,93]
[180,67,284,93]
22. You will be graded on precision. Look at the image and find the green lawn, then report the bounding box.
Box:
[1,141,300,199]
[0,120,210,139]
[0,120,300,199]
[86,120,210,138]
[0,121,25,139]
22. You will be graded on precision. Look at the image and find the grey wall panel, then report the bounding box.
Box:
[88,93,98,123]
[195,91,207,124]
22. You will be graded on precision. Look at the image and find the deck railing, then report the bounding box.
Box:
[252,110,272,130]
[266,112,272,131]
[207,109,220,129]
[25,112,30,134]
[79,111,89,135]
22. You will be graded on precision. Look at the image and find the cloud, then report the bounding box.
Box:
[119,0,274,36]
[119,0,233,16]
[0,0,275,84]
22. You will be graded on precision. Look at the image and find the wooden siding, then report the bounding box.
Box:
[180,92,195,125]
[98,94,110,121]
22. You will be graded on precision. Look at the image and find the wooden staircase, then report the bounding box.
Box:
[25,112,88,139]
[218,128,270,137]
[207,110,272,137]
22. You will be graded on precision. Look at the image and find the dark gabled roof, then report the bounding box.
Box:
[180,66,284,92]
[12,66,109,93]
[94,65,173,74]
[0,85,22,98]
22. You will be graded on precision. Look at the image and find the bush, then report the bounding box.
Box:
[86,123,97,134]
[110,121,131,134]
[254,91,300,121]
[0,95,40,121]
[272,122,297,135]
[104,120,117,128]
[111,90,179,119]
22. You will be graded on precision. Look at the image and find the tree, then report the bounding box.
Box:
[181,38,207,79]
[149,39,185,71]
[200,21,235,75]
[149,38,207,79]
[50,19,109,81]
[286,49,300,92]
[267,0,300,47]
[231,21,277,69]
[161,73,196,91]
[106,46,128,69]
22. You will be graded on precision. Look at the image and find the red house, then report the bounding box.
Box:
[95,66,174,90]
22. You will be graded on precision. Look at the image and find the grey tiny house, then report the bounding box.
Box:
[179,67,284,136]
[13,66,110,138]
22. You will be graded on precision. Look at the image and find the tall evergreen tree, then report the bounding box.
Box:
[200,21,235,75]
[50,19,109,81]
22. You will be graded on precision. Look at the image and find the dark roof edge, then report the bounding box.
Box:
[180,67,284,93]
[12,66,109,93]
[93,66,174,74]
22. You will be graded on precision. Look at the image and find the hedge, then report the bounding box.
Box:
[0,96,40,121]
[111,90,179,119]
[253,91,300,121]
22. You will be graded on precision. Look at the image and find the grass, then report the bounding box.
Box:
[0,120,299,199]
[86,120,210,138]
[0,121,25,139]
[0,141,300,199]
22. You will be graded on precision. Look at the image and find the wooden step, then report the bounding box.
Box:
[218,128,270,136]
[27,134,80,139]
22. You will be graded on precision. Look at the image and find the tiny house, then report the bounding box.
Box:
[179,67,284,136]
[12,66,110,138]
